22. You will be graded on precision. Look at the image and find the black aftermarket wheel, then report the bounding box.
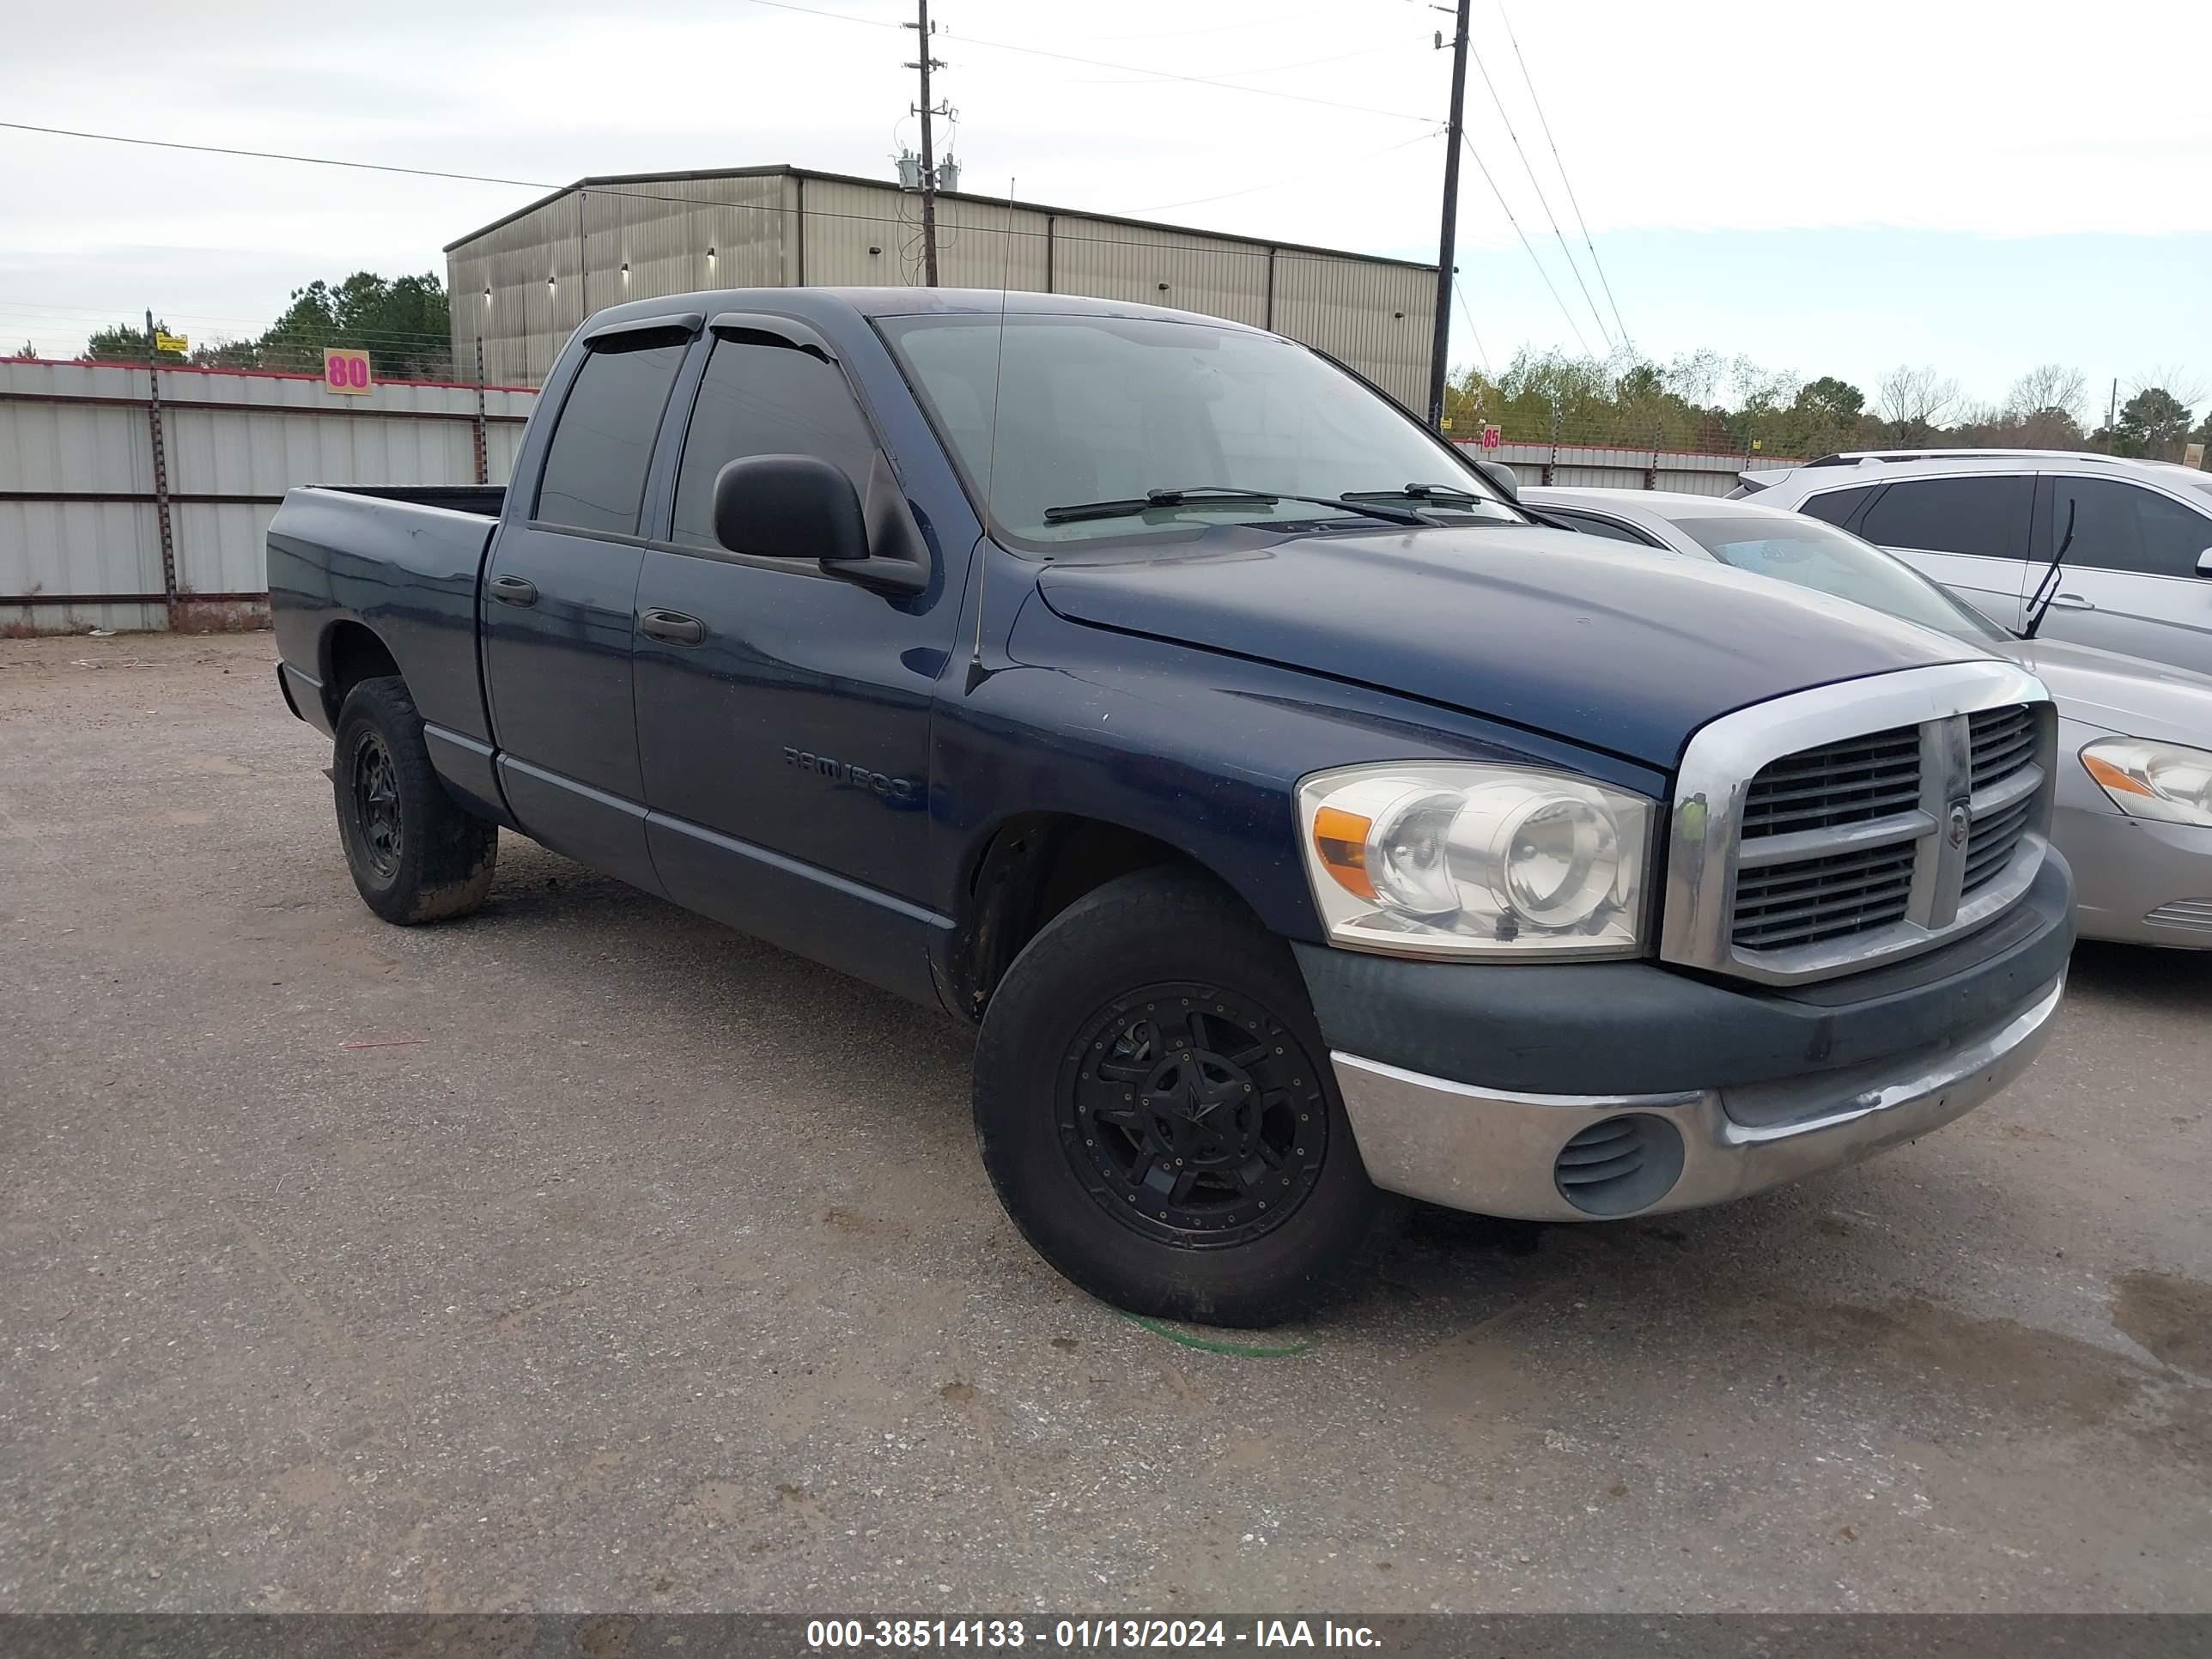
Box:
[1060,985,1328,1246]
[332,675,498,924]
[974,868,1384,1327]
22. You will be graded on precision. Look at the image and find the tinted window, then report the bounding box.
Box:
[534,335,689,535]
[2051,477,2212,578]
[1859,475,2032,559]
[671,337,881,549]
[1548,509,1661,546]
[1671,515,2008,643]
[1797,484,1875,527]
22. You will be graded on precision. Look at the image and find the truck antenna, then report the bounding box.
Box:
[964,175,1015,696]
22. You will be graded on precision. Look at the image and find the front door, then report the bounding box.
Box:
[481,325,691,891]
[631,325,955,998]
[1855,472,2037,629]
[2033,473,2212,677]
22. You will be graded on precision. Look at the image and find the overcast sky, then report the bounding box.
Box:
[6,0,2207,413]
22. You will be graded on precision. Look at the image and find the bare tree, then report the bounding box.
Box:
[1876,365,1963,444]
[2005,363,2087,422]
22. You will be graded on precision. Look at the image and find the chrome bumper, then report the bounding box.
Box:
[1331,974,2064,1222]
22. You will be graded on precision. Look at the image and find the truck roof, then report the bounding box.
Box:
[576,285,1276,336]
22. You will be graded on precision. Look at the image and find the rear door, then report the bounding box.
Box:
[481,318,695,890]
[629,318,955,1000]
[2034,472,2212,675]
[1853,473,2036,627]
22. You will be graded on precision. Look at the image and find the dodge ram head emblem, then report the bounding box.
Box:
[1947,802,1972,850]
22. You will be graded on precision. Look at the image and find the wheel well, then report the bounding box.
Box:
[321,622,401,722]
[949,814,1208,1021]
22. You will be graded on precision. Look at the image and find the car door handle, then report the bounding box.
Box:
[2048,592,2095,611]
[639,609,707,646]
[489,574,538,607]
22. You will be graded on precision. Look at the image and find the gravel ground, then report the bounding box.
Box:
[2,630,2207,1615]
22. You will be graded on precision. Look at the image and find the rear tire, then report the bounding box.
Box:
[974,867,1384,1327]
[332,675,497,924]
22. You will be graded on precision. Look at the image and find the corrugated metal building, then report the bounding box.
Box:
[444,164,1437,409]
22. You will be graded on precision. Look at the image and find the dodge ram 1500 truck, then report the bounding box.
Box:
[270,289,2075,1326]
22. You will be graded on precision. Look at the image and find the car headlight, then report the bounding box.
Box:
[1297,762,1653,959]
[2081,738,2212,827]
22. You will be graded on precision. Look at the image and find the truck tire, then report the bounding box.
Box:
[974,867,1385,1327]
[331,675,498,924]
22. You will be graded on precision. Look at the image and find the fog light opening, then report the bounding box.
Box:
[1553,1113,1685,1217]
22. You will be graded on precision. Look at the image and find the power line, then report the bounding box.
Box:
[1461,29,1611,353]
[732,0,1434,125]
[0,122,1428,271]
[1460,133,1593,357]
[1451,273,1492,380]
[1497,0,1629,349]
[1115,128,1441,216]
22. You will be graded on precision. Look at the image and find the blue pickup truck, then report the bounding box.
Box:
[270,289,2075,1325]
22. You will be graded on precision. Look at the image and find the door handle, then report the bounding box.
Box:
[639,608,707,646]
[2048,592,2095,611]
[489,574,538,607]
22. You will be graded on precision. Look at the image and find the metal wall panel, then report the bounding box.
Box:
[1470,442,1772,497]
[444,168,1437,395]
[2,358,540,630]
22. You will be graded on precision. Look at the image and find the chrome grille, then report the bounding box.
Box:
[1667,663,2055,986]
[1970,705,2038,792]
[1963,796,2033,895]
[1732,843,1916,950]
[1740,726,1922,836]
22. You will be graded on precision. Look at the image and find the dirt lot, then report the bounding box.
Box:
[2,629,2208,1614]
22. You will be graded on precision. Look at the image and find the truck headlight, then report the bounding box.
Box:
[1297,763,1652,959]
[2081,738,2212,827]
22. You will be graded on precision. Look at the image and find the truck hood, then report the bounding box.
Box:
[1996,633,2212,744]
[1035,526,1989,769]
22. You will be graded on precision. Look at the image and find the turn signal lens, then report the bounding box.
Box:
[1312,805,1376,899]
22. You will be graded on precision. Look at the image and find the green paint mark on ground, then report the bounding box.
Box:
[1119,1311,1313,1358]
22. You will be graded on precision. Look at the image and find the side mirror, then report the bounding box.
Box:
[1470,456,1520,501]
[713,454,869,565]
[2197,547,2212,576]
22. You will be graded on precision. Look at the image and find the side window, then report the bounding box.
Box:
[1797,484,1875,527]
[1549,510,1659,546]
[2053,477,2212,578]
[671,336,881,549]
[533,334,690,536]
[1858,475,2033,559]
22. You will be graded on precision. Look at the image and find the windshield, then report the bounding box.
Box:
[1670,514,2012,642]
[878,313,1519,544]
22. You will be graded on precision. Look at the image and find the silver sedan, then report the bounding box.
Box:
[1523,486,2212,948]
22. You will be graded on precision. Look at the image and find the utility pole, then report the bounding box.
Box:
[905,0,946,286]
[1426,0,1472,431]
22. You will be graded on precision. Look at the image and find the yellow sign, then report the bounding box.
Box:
[323,347,374,397]
[155,332,188,354]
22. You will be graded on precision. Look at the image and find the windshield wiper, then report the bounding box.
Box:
[1343,482,1575,532]
[1041,485,1431,527]
[1343,482,1488,507]
[2021,496,2077,640]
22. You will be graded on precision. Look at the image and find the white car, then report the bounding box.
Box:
[1525,486,2212,947]
[1729,450,2212,678]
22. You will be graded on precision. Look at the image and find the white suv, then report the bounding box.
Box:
[1733,450,2212,677]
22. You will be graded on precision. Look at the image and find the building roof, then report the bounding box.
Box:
[443,162,1437,273]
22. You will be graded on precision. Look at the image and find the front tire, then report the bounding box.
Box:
[332,675,497,924]
[974,868,1385,1327]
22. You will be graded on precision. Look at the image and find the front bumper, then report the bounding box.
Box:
[1331,975,2061,1220]
[2056,803,2212,948]
[1297,854,2074,1222]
